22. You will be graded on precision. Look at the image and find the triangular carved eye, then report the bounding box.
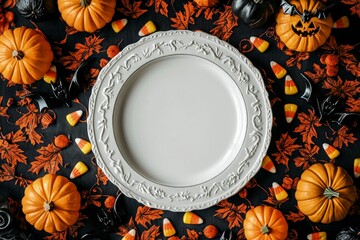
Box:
[295,21,303,28]
[309,22,315,28]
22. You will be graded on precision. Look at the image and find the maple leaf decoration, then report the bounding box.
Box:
[29,143,63,174]
[141,225,161,240]
[15,103,43,145]
[293,143,320,170]
[333,125,357,148]
[294,109,321,145]
[135,206,163,228]
[118,0,148,19]
[171,2,196,30]
[323,76,360,98]
[214,199,246,229]
[0,129,27,166]
[0,163,15,182]
[272,133,301,171]
[285,207,306,222]
[210,6,238,41]
[146,0,169,17]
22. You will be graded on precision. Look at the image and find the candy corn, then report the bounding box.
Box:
[122,229,136,240]
[284,103,297,123]
[307,232,327,240]
[354,158,360,178]
[43,65,57,84]
[183,212,203,224]
[139,21,156,36]
[270,61,287,79]
[163,218,176,237]
[250,36,269,53]
[262,155,276,173]
[284,75,298,95]
[70,161,88,179]
[75,138,92,154]
[272,182,288,201]
[112,19,128,33]
[333,16,349,28]
[66,110,83,126]
[322,143,340,159]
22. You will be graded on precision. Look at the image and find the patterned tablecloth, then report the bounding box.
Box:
[0,0,359,239]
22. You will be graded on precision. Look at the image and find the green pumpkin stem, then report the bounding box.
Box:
[12,50,24,60]
[261,225,271,234]
[44,201,55,211]
[324,187,340,199]
[80,0,91,7]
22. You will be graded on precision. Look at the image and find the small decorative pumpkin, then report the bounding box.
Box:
[243,205,288,240]
[193,0,219,7]
[58,0,116,33]
[295,163,357,224]
[275,0,333,52]
[0,26,53,84]
[232,0,277,28]
[16,0,57,21]
[336,227,360,240]
[22,174,81,233]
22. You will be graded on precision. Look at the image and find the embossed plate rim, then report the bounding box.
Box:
[88,30,272,211]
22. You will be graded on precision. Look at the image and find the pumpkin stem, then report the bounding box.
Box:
[44,202,55,211]
[12,50,24,60]
[323,187,340,199]
[80,0,91,7]
[261,225,271,234]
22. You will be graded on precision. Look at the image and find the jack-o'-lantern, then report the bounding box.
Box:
[275,0,333,52]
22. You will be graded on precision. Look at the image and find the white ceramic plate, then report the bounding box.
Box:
[88,30,272,211]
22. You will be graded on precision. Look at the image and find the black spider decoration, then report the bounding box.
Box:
[22,58,94,112]
[300,73,360,125]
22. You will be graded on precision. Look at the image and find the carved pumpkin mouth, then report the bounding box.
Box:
[291,24,320,37]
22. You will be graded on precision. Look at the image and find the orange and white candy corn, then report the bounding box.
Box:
[70,161,88,179]
[139,21,156,36]
[284,103,297,123]
[183,212,203,224]
[333,16,349,28]
[284,75,298,95]
[354,158,360,178]
[43,65,57,84]
[262,155,276,173]
[66,110,83,126]
[307,232,327,240]
[250,36,269,53]
[75,138,92,154]
[270,61,287,79]
[122,229,136,240]
[272,182,288,201]
[163,218,176,237]
[322,143,340,159]
[112,19,128,33]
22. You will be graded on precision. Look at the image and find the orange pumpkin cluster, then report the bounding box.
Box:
[321,53,340,77]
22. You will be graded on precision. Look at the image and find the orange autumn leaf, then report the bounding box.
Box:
[81,190,102,208]
[29,143,63,174]
[214,199,246,229]
[141,225,161,240]
[60,53,82,71]
[171,2,196,30]
[333,125,357,148]
[146,0,169,17]
[0,163,15,182]
[346,97,360,112]
[285,207,306,222]
[118,0,148,19]
[0,139,27,166]
[263,187,278,206]
[0,96,9,117]
[2,0,16,8]
[96,166,109,185]
[293,143,320,170]
[303,64,326,84]
[15,104,43,145]
[323,76,360,98]
[294,109,321,145]
[4,129,26,143]
[285,52,310,69]
[182,229,199,240]
[210,5,238,41]
[74,35,104,61]
[195,7,219,20]
[341,0,360,17]
[272,133,301,171]
[135,206,163,228]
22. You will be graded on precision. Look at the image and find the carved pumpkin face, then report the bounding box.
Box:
[275,0,333,52]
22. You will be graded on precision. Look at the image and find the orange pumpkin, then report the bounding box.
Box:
[275,0,333,52]
[295,163,357,224]
[22,174,81,233]
[58,0,116,33]
[244,205,288,240]
[0,26,53,84]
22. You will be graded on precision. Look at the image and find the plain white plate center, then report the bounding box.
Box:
[115,55,247,187]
